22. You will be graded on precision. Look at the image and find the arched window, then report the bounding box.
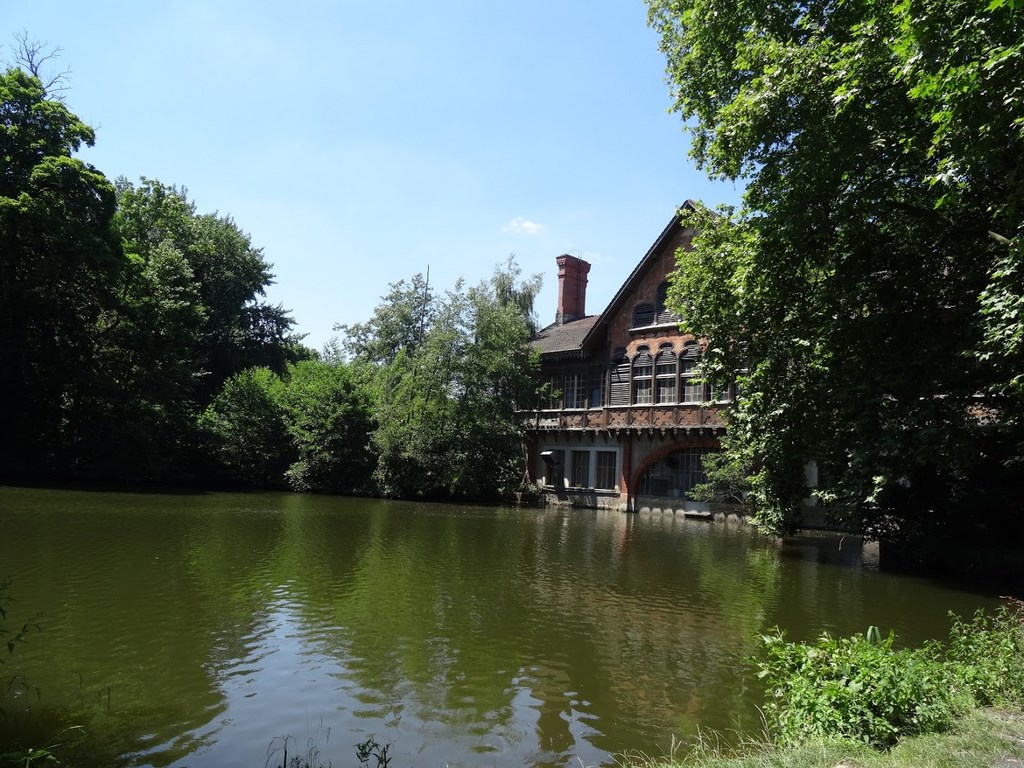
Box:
[655,281,681,325]
[655,344,677,404]
[632,347,653,404]
[681,341,703,403]
[632,303,655,328]
[637,449,709,498]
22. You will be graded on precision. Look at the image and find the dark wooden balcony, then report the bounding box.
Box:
[520,403,727,435]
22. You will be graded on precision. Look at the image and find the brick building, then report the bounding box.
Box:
[523,202,733,513]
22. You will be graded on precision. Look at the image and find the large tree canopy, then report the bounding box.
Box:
[114,178,306,398]
[0,63,309,480]
[647,0,1024,556]
[0,67,123,472]
[344,260,544,500]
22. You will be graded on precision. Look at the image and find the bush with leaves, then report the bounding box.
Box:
[757,627,966,748]
[757,606,1024,748]
[946,606,1024,708]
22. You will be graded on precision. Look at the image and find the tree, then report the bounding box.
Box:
[5,32,71,97]
[280,360,374,494]
[70,241,207,478]
[114,178,306,400]
[335,272,435,365]
[348,260,544,500]
[647,0,1024,555]
[200,367,292,487]
[0,66,124,474]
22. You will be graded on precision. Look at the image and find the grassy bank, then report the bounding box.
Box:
[623,602,1024,768]
[622,708,1024,768]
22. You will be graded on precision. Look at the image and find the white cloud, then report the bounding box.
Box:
[502,216,544,236]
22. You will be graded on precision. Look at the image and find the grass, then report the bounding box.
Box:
[618,708,1024,768]
[619,602,1024,768]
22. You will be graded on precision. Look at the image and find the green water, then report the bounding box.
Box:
[0,486,1000,767]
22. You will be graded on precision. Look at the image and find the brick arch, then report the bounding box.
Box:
[629,437,721,493]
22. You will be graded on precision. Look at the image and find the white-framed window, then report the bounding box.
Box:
[632,347,654,405]
[540,449,564,486]
[588,368,605,408]
[542,376,561,409]
[705,380,731,403]
[564,372,587,409]
[656,344,678,404]
[637,449,709,498]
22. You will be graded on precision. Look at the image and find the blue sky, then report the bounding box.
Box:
[5,1,742,351]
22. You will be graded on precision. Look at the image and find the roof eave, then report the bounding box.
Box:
[579,201,699,348]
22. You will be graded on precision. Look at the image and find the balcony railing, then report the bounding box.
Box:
[520,403,727,432]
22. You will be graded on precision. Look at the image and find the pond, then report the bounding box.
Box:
[0,486,1001,767]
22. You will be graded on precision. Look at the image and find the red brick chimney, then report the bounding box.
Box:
[555,254,591,325]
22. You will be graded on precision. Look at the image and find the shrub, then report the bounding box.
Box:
[946,606,1024,708]
[756,627,965,748]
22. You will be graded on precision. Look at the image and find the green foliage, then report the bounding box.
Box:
[200,360,375,493]
[354,737,392,768]
[946,606,1024,708]
[0,67,124,474]
[266,726,333,768]
[0,62,307,482]
[114,178,305,398]
[648,0,1024,546]
[690,446,753,506]
[335,273,434,366]
[757,628,963,747]
[280,360,374,494]
[756,607,1024,749]
[354,259,543,500]
[200,367,292,486]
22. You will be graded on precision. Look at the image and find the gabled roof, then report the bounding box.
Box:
[579,200,699,349]
[530,201,700,359]
[530,315,601,358]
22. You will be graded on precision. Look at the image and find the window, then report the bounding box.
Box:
[563,372,586,409]
[570,450,590,488]
[705,380,730,403]
[632,348,653,405]
[588,368,605,408]
[656,345,678,404]
[609,354,630,406]
[547,447,620,492]
[632,303,655,328]
[594,451,617,490]
[681,342,703,403]
[637,449,709,498]
[542,376,561,409]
